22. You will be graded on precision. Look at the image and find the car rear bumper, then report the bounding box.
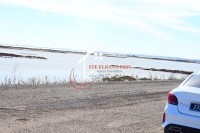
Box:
[164,124,200,133]
[162,104,200,130]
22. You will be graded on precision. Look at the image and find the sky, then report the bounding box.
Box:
[0,0,200,59]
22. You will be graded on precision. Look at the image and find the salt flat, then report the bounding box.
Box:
[0,46,199,83]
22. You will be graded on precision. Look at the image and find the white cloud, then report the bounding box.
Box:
[0,0,200,38]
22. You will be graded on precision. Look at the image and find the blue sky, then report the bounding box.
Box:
[0,0,200,59]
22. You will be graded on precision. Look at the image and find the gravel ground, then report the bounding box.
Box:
[0,80,182,133]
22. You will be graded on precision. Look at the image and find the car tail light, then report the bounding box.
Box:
[163,113,166,123]
[168,92,178,105]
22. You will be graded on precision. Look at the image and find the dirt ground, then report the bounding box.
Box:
[0,80,182,133]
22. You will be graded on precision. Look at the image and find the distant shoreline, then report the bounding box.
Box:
[0,44,199,64]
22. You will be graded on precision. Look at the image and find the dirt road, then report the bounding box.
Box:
[0,80,182,133]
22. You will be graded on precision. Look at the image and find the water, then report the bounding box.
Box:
[0,48,200,83]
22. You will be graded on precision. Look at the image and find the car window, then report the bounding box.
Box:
[184,74,200,88]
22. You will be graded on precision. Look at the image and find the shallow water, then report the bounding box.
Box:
[0,48,199,83]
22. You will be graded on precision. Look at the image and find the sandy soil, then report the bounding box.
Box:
[0,80,182,133]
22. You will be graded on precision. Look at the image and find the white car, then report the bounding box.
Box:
[162,72,200,133]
